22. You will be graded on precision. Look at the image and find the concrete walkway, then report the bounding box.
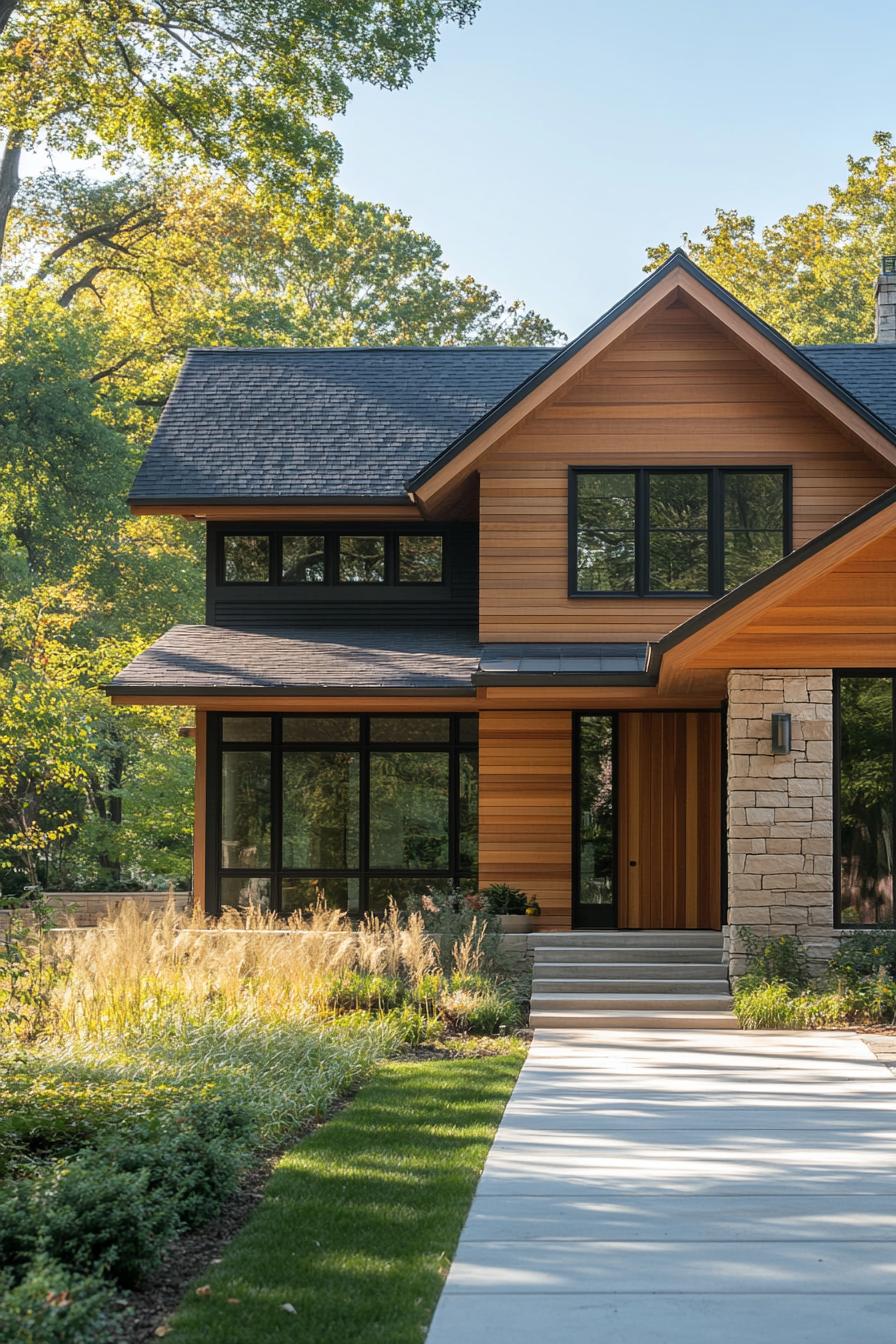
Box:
[426,1030,896,1343]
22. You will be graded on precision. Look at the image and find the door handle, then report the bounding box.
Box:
[629,859,638,867]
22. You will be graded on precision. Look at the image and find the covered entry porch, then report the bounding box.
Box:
[478,706,724,933]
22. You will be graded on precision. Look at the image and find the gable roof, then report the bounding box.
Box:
[129,346,553,505]
[129,252,896,509]
[408,251,896,504]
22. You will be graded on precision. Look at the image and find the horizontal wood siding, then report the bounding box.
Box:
[479,301,895,641]
[478,710,572,930]
[617,711,722,929]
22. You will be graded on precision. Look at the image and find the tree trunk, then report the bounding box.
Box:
[0,2,18,38]
[0,128,22,267]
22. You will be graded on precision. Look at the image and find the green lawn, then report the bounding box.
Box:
[164,1043,526,1344]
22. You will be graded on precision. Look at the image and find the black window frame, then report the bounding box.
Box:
[834,669,896,929]
[207,711,477,917]
[217,526,447,589]
[568,466,792,598]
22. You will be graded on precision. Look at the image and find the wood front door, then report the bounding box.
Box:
[617,711,722,930]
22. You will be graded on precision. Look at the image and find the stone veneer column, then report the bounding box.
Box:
[726,670,835,978]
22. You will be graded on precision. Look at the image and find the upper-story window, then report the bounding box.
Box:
[571,467,790,597]
[220,531,445,586]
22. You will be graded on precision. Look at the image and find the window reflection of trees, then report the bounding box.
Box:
[839,675,894,926]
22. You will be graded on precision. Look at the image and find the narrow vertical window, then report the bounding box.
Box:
[575,472,636,592]
[576,715,616,926]
[723,471,786,590]
[647,472,709,593]
[838,675,895,927]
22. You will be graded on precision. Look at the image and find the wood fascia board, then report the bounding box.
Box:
[412,271,684,508]
[106,692,479,710]
[673,272,896,469]
[658,504,896,688]
[129,502,421,521]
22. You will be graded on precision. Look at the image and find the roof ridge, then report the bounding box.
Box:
[183,344,558,355]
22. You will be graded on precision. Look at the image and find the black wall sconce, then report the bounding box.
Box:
[771,712,792,755]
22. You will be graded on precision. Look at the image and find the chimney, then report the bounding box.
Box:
[875,255,896,342]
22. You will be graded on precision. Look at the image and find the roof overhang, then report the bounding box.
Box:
[651,485,896,693]
[407,251,896,515]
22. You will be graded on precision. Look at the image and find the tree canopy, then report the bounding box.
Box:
[0,0,479,256]
[647,131,896,344]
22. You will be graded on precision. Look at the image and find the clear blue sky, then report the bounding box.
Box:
[332,0,895,337]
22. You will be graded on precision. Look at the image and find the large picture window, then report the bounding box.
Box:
[211,714,477,917]
[836,673,895,927]
[571,467,789,597]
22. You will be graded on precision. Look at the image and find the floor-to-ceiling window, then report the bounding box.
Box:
[212,713,477,916]
[837,674,895,927]
[574,714,617,928]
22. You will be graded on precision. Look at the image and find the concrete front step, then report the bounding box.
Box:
[529,1008,740,1029]
[531,992,734,1012]
[532,977,730,995]
[532,962,729,981]
[528,930,723,949]
[534,946,724,965]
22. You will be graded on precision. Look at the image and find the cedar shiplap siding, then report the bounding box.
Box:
[479,302,896,642]
[477,710,573,930]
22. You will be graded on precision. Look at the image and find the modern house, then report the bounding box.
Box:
[108,250,896,1006]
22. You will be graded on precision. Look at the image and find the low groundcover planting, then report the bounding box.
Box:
[0,895,527,1342]
[733,925,896,1029]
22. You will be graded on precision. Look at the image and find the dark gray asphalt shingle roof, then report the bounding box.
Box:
[109,625,482,692]
[798,345,896,433]
[107,628,649,692]
[129,341,896,505]
[129,347,555,503]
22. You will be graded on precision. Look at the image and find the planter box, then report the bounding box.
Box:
[496,913,533,934]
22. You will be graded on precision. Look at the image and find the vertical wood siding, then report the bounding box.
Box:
[479,301,896,641]
[617,710,722,929]
[478,710,573,930]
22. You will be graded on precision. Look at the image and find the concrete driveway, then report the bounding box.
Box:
[426,1030,896,1343]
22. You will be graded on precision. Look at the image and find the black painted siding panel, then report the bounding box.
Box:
[206,522,477,630]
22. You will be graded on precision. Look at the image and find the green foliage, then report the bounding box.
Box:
[830,931,896,983]
[0,2,480,229]
[0,1257,120,1344]
[39,1156,175,1287]
[479,883,528,916]
[647,131,896,343]
[326,971,407,1013]
[735,927,810,991]
[734,928,896,1029]
[0,890,57,1038]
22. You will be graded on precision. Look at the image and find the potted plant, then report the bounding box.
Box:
[480,883,532,933]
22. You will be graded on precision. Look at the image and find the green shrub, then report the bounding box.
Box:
[479,884,527,916]
[40,1156,176,1287]
[465,991,523,1035]
[829,931,896,984]
[0,1182,38,1278]
[105,1099,250,1233]
[736,927,809,990]
[0,1257,120,1344]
